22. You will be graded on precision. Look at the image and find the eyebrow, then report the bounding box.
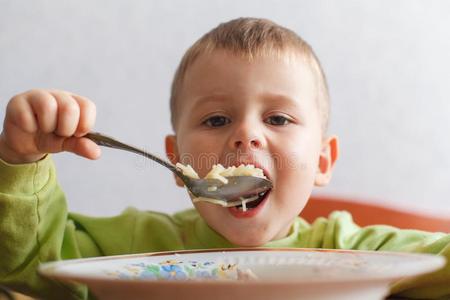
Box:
[190,95,230,111]
[259,93,307,121]
[192,93,301,108]
[260,93,300,108]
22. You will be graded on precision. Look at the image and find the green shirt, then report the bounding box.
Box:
[0,156,449,299]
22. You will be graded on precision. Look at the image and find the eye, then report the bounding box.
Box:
[265,115,291,126]
[203,115,231,127]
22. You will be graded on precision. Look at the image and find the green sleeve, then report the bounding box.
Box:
[0,156,89,299]
[68,208,185,255]
[306,211,450,299]
[0,156,185,299]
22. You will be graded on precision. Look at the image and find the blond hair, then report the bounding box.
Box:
[170,17,330,133]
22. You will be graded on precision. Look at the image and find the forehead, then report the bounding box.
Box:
[177,49,318,109]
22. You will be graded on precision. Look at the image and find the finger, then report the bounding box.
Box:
[50,91,80,137]
[27,90,58,133]
[5,94,38,133]
[62,137,101,159]
[71,94,96,137]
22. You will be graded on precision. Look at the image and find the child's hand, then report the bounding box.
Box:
[0,89,101,164]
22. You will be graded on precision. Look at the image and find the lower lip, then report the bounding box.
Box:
[227,191,270,218]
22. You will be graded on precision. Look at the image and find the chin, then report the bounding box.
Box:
[222,229,273,247]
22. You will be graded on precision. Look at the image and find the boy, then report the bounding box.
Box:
[0,18,449,300]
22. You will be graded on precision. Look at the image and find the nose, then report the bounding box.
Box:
[229,121,265,151]
[234,138,261,149]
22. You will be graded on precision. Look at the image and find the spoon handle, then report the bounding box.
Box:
[84,132,179,174]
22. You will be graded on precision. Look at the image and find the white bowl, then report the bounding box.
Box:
[39,248,445,300]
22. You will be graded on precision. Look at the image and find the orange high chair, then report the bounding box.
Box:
[301,195,450,232]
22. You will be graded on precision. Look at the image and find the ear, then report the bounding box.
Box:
[165,135,185,187]
[314,135,339,187]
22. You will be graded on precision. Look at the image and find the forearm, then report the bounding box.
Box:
[0,156,87,299]
[352,226,450,298]
[389,235,450,299]
[326,212,450,299]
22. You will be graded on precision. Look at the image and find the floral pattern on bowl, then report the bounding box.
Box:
[105,259,238,281]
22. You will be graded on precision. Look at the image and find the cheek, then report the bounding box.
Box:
[275,152,317,190]
[271,136,321,198]
[272,137,320,177]
[273,156,316,216]
[177,132,226,177]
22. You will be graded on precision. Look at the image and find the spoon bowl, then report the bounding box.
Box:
[186,175,272,204]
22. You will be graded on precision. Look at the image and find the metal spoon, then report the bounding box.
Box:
[84,132,273,204]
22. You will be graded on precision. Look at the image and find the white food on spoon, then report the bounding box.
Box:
[207,186,218,192]
[176,163,268,207]
[241,198,248,212]
[176,163,200,179]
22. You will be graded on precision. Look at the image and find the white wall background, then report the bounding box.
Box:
[1,0,449,218]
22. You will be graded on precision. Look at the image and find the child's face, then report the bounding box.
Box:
[166,49,337,246]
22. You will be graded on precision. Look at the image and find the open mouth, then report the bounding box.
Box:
[235,190,270,211]
[231,162,272,212]
[228,189,271,218]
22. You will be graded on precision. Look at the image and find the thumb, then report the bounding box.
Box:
[62,137,101,160]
